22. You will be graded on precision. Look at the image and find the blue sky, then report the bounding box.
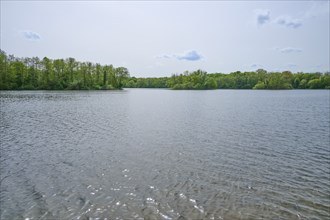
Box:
[1,1,329,77]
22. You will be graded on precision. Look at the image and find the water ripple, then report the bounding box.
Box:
[0,90,329,219]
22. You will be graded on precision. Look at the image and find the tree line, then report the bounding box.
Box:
[124,69,330,90]
[1,50,329,90]
[0,50,129,90]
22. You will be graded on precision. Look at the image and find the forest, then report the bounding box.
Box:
[124,69,330,90]
[1,50,329,90]
[0,50,129,90]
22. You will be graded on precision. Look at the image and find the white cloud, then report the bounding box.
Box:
[250,63,264,69]
[175,50,203,61]
[275,16,302,28]
[254,9,270,25]
[156,54,171,59]
[157,50,203,61]
[21,30,41,40]
[278,47,302,53]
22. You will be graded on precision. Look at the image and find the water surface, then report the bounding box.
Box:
[1,89,329,219]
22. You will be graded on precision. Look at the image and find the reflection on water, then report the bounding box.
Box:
[0,89,329,219]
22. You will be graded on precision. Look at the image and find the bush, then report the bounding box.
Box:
[204,78,217,89]
[299,79,307,89]
[67,80,83,90]
[308,79,323,89]
[253,82,266,89]
[21,84,35,90]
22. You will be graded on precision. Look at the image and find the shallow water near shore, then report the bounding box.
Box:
[0,89,329,219]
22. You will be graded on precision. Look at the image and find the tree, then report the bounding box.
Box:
[0,50,8,89]
[114,67,129,89]
[12,60,26,89]
[0,51,131,90]
[53,59,65,89]
[66,57,76,82]
[308,79,323,89]
[253,81,266,89]
[42,57,52,89]
[204,77,217,89]
[2,50,330,91]
[95,63,102,86]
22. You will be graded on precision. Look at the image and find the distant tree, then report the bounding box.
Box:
[66,57,76,83]
[1,50,329,91]
[0,50,8,89]
[308,79,323,89]
[204,77,217,89]
[12,60,26,89]
[253,81,266,89]
[114,67,129,89]
[42,57,52,89]
[95,63,102,86]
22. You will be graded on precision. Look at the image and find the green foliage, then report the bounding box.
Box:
[265,72,293,89]
[124,77,169,88]
[253,81,266,89]
[1,50,328,90]
[308,79,323,89]
[67,80,83,90]
[21,84,35,90]
[204,77,217,89]
[123,70,329,90]
[166,70,218,90]
[293,77,300,89]
[320,74,330,89]
[298,79,308,89]
[0,50,129,90]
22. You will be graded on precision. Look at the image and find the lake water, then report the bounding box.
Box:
[0,89,329,220]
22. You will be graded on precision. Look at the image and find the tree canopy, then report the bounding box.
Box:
[124,69,330,90]
[0,50,129,90]
[1,51,329,90]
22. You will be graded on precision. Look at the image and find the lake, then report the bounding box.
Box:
[0,89,329,219]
